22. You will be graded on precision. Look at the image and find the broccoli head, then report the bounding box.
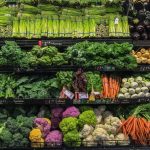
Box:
[78,110,97,128]
[63,131,81,147]
[59,117,78,134]
[0,123,13,146]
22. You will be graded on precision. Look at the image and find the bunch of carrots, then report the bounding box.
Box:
[101,74,120,99]
[118,104,150,145]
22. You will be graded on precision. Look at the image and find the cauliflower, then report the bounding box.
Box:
[103,134,116,146]
[120,88,128,94]
[115,133,130,145]
[135,76,143,83]
[62,106,80,118]
[82,135,97,147]
[135,87,141,94]
[96,115,102,124]
[103,124,117,134]
[92,128,109,141]
[145,93,150,97]
[104,116,121,128]
[45,130,63,147]
[51,108,64,118]
[124,93,130,98]
[122,78,128,83]
[102,111,113,119]
[80,124,94,138]
[141,87,149,93]
[128,77,135,83]
[130,82,138,88]
[118,93,124,99]
[131,94,138,99]
[95,124,105,129]
[128,88,135,95]
[145,82,150,88]
[123,82,130,88]
[138,92,145,98]
[94,106,106,116]
[34,118,51,138]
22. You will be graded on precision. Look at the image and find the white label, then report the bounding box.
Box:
[79,92,89,99]
[94,92,100,95]
[115,18,119,24]
[64,90,74,99]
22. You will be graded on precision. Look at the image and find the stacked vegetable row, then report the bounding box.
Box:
[0,41,137,70]
[0,72,149,101]
[0,1,130,38]
[0,104,149,148]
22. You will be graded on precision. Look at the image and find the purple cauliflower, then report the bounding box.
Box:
[51,108,64,118]
[45,130,63,146]
[51,117,62,130]
[34,118,51,138]
[62,106,80,118]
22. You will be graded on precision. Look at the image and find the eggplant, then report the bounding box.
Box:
[138,10,146,21]
[146,24,150,31]
[129,25,135,32]
[132,32,140,40]
[143,19,150,26]
[134,2,144,11]
[136,24,145,33]
[141,32,148,40]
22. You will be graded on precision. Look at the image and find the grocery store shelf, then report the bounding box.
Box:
[0,65,150,73]
[133,40,150,47]
[0,97,149,105]
[0,38,132,47]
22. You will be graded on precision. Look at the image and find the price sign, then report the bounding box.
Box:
[13,99,24,104]
[139,65,150,72]
[41,41,62,47]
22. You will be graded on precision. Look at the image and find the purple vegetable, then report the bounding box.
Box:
[34,118,51,137]
[51,108,64,118]
[136,24,145,33]
[132,32,140,40]
[45,130,63,146]
[141,32,148,40]
[62,106,80,118]
[51,117,61,130]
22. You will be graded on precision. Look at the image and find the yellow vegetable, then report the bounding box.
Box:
[31,138,44,148]
[140,48,146,54]
[136,58,142,64]
[142,53,149,58]
[29,128,42,142]
[141,57,147,64]
[136,52,142,57]
[148,59,150,64]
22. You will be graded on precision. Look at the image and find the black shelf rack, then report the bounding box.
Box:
[0,65,150,74]
[1,38,150,48]
[0,97,149,105]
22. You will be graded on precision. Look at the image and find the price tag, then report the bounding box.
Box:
[13,99,24,104]
[64,90,74,99]
[114,18,119,25]
[79,92,88,99]
[139,65,150,72]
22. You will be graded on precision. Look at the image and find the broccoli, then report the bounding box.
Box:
[0,123,13,146]
[59,117,78,134]
[5,117,20,134]
[20,127,31,137]
[78,110,97,128]
[64,131,81,147]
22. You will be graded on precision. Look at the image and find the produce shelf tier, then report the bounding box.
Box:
[0,97,149,105]
[0,65,150,73]
[0,38,133,47]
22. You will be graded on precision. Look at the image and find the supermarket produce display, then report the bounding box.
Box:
[0,0,150,150]
[0,104,149,148]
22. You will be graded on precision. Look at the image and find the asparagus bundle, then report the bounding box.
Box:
[122,16,130,37]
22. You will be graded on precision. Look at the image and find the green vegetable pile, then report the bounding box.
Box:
[67,41,137,69]
[0,108,35,147]
[0,41,138,70]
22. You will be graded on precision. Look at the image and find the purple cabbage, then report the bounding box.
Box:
[51,117,62,130]
[51,108,64,118]
[34,118,51,137]
[62,106,80,118]
[45,130,63,146]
